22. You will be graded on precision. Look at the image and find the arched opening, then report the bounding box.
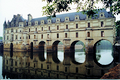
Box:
[94,40,113,66]
[38,41,46,61]
[52,41,64,63]
[70,41,85,64]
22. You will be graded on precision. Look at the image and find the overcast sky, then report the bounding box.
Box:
[0,0,120,37]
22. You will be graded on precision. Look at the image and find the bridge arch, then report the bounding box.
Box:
[70,40,85,64]
[38,41,46,61]
[93,39,114,67]
[52,40,64,63]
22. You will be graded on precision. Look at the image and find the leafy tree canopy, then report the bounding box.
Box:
[42,0,120,17]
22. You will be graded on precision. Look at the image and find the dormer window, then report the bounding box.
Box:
[65,17,69,22]
[48,19,51,24]
[41,20,44,24]
[75,15,79,20]
[56,18,60,23]
[35,21,38,25]
[99,12,105,18]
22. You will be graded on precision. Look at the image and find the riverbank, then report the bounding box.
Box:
[101,64,120,79]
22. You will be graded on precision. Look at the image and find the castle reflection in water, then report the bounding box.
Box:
[2,50,114,79]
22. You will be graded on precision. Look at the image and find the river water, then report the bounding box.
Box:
[0,48,113,79]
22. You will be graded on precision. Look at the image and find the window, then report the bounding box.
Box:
[76,32,78,38]
[57,33,59,38]
[65,33,67,38]
[66,25,68,29]
[76,17,78,19]
[29,35,30,39]
[16,29,17,33]
[76,24,78,28]
[7,36,9,40]
[16,35,17,39]
[65,67,67,72]
[88,22,90,28]
[10,28,13,32]
[42,27,43,31]
[15,61,17,66]
[87,69,90,75]
[76,67,78,73]
[57,25,59,30]
[47,65,49,69]
[57,65,59,70]
[20,37,21,39]
[34,63,35,67]
[20,30,21,32]
[11,34,14,41]
[49,26,50,30]
[6,60,8,64]
[41,34,43,39]
[87,32,90,37]
[101,21,104,27]
[29,28,30,32]
[101,14,103,17]
[35,28,37,32]
[41,64,43,69]
[34,35,36,39]
[101,31,104,37]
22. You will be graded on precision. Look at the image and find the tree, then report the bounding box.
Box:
[42,0,120,17]
[116,20,120,37]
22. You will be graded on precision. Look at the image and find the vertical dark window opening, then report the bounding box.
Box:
[76,24,78,28]
[101,31,104,37]
[87,32,90,37]
[66,25,68,29]
[88,23,90,28]
[65,33,67,38]
[57,33,59,38]
[101,21,104,27]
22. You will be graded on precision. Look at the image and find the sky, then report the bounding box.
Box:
[0,0,120,37]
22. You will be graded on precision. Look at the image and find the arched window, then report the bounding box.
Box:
[101,21,104,27]
[49,26,50,30]
[76,24,78,28]
[34,35,36,39]
[29,35,30,39]
[76,32,78,38]
[29,28,30,32]
[101,31,104,37]
[65,33,67,38]
[88,23,90,28]
[42,27,43,31]
[57,25,59,30]
[57,33,59,38]
[66,25,68,29]
[41,34,43,39]
[87,32,90,37]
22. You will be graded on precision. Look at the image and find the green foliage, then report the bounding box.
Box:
[0,37,2,40]
[116,20,120,37]
[42,0,120,17]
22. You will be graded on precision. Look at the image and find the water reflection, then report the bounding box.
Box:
[96,49,113,65]
[95,40,113,65]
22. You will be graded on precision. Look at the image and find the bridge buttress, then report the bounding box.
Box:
[63,39,71,65]
[46,41,53,63]
[85,40,94,76]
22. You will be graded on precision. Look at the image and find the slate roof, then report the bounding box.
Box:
[30,9,114,24]
[4,9,115,28]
